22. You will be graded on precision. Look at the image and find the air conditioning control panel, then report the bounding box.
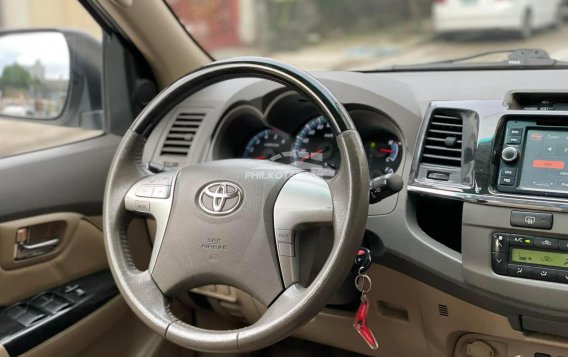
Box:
[491,232,568,284]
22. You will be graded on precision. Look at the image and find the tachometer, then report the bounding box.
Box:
[243,128,291,162]
[292,115,340,177]
[364,133,402,178]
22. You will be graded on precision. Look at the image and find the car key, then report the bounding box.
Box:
[354,247,372,273]
[353,249,378,350]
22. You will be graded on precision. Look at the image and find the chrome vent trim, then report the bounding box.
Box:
[160,112,205,157]
[421,110,464,167]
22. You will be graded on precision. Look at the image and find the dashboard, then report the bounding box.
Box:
[140,69,568,351]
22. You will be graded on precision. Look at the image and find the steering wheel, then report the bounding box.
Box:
[103,57,369,353]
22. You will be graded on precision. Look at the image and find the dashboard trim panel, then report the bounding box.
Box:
[409,101,568,212]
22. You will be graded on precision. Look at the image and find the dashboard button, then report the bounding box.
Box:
[500,168,517,177]
[556,270,568,284]
[491,252,508,275]
[506,136,522,145]
[510,235,534,247]
[508,264,532,278]
[511,211,553,230]
[501,147,520,164]
[531,267,556,282]
[507,128,523,137]
[427,171,450,181]
[491,233,510,253]
[499,176,516,186]
[558,240,568,251]
[534,237,558,250]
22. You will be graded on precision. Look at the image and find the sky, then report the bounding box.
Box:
[0,32,70,80]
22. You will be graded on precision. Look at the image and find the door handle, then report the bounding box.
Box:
[18,238,60,251]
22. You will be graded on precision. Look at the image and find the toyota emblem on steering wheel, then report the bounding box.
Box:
[198,182,243,215]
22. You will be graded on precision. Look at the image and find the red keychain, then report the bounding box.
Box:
[353,267,379,350]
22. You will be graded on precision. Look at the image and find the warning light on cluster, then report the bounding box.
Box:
[533,160,565,169]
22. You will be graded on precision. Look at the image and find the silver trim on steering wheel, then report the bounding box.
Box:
[273,172,333,287]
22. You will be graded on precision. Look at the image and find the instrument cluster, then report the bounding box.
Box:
[213,92,404,179]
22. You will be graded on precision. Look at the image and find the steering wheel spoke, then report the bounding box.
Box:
[273,172,332,287]
[124,171,179,270]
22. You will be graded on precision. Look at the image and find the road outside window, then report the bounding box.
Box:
[166,0,568,70]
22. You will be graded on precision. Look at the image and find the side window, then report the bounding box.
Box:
[0,1,103,158]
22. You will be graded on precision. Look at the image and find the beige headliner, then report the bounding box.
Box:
[98,0,211,88]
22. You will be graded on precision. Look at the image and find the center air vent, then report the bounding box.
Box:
[160,111,205,157]
[421,110,464,167]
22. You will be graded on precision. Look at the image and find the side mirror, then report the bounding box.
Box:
[0,30,102,128]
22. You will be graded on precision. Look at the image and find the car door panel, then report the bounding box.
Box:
[0,135,120,223]
[0,213,107,306]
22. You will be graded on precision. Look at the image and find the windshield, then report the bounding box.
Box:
[166,0,568,71]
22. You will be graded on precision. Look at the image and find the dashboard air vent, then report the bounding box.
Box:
[421,110,464,167]
[160,111,205,156]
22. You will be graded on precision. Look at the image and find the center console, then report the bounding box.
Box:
[497,119,568,198]
[408,98,568,338]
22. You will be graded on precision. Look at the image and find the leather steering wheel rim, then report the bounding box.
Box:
[103,57,369,353]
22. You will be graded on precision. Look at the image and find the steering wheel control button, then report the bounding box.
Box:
[491,233,510,253]
[534,237,558,250]
[508,264,532,278]
[531,267,557,282]
[276,229,295,244]
[136,185,154,198]
[135,200,150,212]
[146,175,172,185]
[354,248,372,273]
[498,176,515,186]
[151,186,170,199]
[510,211,553,230]
[510,234,534,247]
[501,147,520,163]
[277,243,295,257]
[491,253,508,275]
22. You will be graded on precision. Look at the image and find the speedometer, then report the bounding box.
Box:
[292,116,340,177]
[243,128,291,162]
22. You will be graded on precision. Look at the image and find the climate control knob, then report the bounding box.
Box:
[501,146,519,163]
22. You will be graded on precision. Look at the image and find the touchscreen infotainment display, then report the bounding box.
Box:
[518,130,568,194]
